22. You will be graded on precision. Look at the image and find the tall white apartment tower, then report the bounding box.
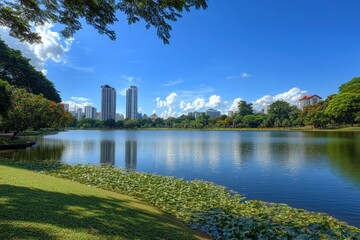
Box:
[126,86,138,120]
[101,85,116,121]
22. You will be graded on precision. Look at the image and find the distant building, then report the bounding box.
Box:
[299,95,322,110]
[227,111,234,117]
[115,113,124,121]
[150,113,158,121]
[62,103,69,111]
[76,108,84,120]
[96,112,101,120]
[84,106,97,119]
[101,85,116,121]
[126,86,138,120]
[206,109,221,119]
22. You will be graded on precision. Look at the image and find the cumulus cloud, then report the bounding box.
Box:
[228,98,243,112]
[179,95,224,112]
[0,23,73,72]
[206,95,222,108]
[70,97,90,102]
[156,93,178,118]
[252,87,307,110]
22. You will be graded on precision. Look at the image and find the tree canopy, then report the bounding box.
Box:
[0,0,208,44]
[1,85,72,135]
[0,80,12,115]
[237,100,253,116]
[0,38,61,102]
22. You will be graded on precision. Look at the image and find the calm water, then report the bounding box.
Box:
[1,130,360,227]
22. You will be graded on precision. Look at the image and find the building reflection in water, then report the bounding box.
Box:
[100,140,115,166]
[125,140,137,171]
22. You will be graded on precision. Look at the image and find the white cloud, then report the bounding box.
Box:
[206,95,222,108]
[227,72,252,80]
[228,98,243,112]
[240,72,252,78]
[121,75,141,83]
[156,93,178,118]
[252,87,307,110]
[0,23,73,72]
[179,95,224,112]
[70,97,90,102]
[162,79,183,87]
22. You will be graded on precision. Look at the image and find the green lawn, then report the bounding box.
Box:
[0,165,207,240]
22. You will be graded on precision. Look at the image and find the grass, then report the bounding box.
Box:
[0,164,207,240]
[5,162,359,239]
[0,139,29,145]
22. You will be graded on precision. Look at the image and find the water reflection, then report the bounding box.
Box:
[327,133,360,186]
[125,140,137,171]
[1,130,360,227]
[0,142,64,163]
[100,140,115,166]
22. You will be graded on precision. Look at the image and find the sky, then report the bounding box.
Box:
[1,0,360,118]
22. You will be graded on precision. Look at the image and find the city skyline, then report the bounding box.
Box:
[1,1,359,118]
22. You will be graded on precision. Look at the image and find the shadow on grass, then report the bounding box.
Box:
[0,184,195,240]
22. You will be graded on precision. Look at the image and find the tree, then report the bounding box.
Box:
[77,118,103,129]
[237,100,253,116]
[2,86,71,135]
[0,39,61,102]
[103,119,117,128]
[302,97,332,128]
[0,0,208,44]
[339,77,360,94]
[325,93,360,125]
[268,100,292,122]
[325,77,360,125]
[0,80,11,115]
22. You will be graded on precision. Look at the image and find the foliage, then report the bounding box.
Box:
[103,119,117,129]
[237,100,253,116]
[0,39,61,102]
[0,0,208,44]
[339,77,360,94]
[302,99,331,128]
[0,164,201,240]
[0,80,11,115]
[40,164,360,239]
[1,86,72,135]
[268,100,292,122]
[325,92,360,125]
[77,118,103,129]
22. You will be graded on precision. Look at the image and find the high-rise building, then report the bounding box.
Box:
[126,86,138,120]
[76,108,83,120]
[84,106,97,119]
[101,85,116,121]
[206,109,221,119]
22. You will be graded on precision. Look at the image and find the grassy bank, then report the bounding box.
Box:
[4,162,360,239]
[0,164,207,239]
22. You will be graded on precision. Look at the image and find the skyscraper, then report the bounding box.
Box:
[101,85,116,121]
[126,86,138,120]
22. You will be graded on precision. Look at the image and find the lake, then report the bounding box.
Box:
[1,129,360,227]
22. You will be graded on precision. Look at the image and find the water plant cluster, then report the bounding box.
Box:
[38,164,360,239]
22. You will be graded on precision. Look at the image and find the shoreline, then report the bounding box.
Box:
[1,161,359,239]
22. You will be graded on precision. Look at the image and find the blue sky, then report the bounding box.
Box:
[1,0,360,118]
